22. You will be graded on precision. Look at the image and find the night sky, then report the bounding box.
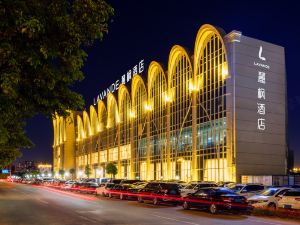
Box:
[19,0,300,166]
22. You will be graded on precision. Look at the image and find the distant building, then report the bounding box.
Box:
[15,161,37,173]
[53,24,287,182]
[37,163,52,175]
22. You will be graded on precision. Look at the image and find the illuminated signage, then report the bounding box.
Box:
[2,169,9,174]
[255,46,269,131]
[93,59,145,105]
[254,46,270,70]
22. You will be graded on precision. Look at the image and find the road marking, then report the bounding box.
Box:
[153,214,201,225]
[78,215,98,224]
[248,219,286,225]
[37,199,49,204]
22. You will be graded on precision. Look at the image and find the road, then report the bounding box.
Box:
[0,181,298,225]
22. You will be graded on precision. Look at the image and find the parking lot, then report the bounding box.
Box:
[1,180,299,225]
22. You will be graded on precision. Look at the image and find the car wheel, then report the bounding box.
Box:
[153,198,159,205]
[183,201,190,210]
[268,203,276,210]
[138,196,143,203]
[209,204,217,214]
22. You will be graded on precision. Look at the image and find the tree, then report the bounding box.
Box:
[69,168,76,180]
[58,169,65,178]
[105,163,117,178]
[85,165,91,178]
[0,148,21,169]
[0,0,114,165]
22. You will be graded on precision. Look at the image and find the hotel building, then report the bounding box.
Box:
[52,24,287,182]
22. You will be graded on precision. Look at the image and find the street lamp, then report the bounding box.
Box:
[78,170,83,177]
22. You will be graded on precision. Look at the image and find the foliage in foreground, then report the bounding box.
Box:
[0,0,114,168]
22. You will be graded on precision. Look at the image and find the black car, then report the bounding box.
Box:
[109,182,147,200]
[80,182,99,194]
[120,179,141,185]
[182,187,252,214]
[137,182,181,205]
[107,184,124,198]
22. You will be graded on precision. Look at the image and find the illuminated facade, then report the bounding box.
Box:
[53,24,287,182]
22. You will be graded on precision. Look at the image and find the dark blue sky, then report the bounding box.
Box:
[20,0,300,166]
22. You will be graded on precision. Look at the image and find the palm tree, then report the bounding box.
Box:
[69,168,76,179]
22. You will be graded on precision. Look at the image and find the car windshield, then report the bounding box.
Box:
[121,180,140,184]
[259,188,279,196]
[159,183,178,189]
[106,183,115,188]
[215,189,236,195]
[184,184,197,189]
[228,185,244,192]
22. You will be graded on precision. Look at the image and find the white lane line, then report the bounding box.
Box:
[78,215,98,224]
[248,219,285,225]
[37,199,49,204]
[153,214,200,225]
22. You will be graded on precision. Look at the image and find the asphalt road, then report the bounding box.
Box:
[0,181,298,225]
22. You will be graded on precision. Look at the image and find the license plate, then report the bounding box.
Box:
[283,204,291,209]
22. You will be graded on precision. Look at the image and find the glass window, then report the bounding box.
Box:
[260,188,279,196]
[284,191,300,196]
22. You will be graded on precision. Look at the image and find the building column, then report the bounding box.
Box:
[191,91,198,181]
[117,123,121,178]
[146,112,150,180]
[166,102,171,180]
[130,118,135,179]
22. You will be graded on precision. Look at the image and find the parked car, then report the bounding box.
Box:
[120,182,148,200]
[137,182,181,205]
[228,183,265,198]
[98,178,109,186]
[180,182,218,197]
[107,182,147,200]
[80,182,99,194]
[96,183,116,196]
[248,187,292,209]
[107,184,125,198]
[108,179,123,184]
[278,189,300,210]
[182,187,252,214]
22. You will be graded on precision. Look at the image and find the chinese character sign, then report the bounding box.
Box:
[93,59,145,105]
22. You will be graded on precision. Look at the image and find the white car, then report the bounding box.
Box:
[248,187,292,209]
[96,183,115,196]
[62,180,77,190]
[278,189,300,210]
[180,182,218,197]
[228,183,266,198]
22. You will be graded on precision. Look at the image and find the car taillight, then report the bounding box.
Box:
[295,198,300,201]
